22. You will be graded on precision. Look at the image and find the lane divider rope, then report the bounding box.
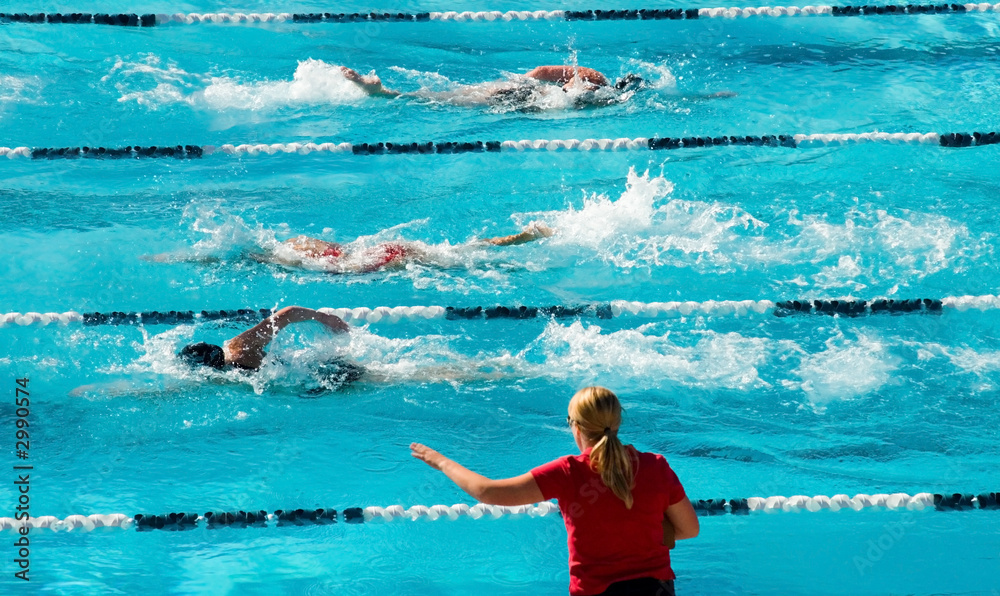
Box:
[2,5,998,27]
[1,492,995,532]
[6,296,1000,328]
[1,132,998,162]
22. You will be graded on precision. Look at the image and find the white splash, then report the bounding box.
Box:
[0,75,42,104]
[521,168,765,270]
[626,59,677,91]
[785,330,898,409]
[111,56,369,110]
[775,207,982,289]
[524,320,774,390]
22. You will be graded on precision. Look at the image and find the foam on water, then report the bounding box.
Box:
[0,74,41,105]
[523,168,765,270]
[525,320,774,390]
[186,203,283,258]
[627,59,678,91]
[518,169,986,289]
[109,56,370,110]
[912,340,1000,384]
[783,329,899,410]
[778,206,983,283]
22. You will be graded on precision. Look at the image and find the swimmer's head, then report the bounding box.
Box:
[614,74,645,93]
[178,342,226,370]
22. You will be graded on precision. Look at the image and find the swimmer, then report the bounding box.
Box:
[69,306,361,398]
[338,66,400,97]
[412,65,644,111]
[178,306,351,371]
[517,65,734,104]
[497,66,647,110]
[179,305,368,393]
[414,64,734,111]
[145,222,553,274]
[249,221,554,274]
[523,65,634,92]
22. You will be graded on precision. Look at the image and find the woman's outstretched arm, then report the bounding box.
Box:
[410,443,545,506]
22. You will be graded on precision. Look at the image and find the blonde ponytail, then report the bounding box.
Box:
[568,387,636,509]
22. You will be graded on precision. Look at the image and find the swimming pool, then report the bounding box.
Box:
[2,1,1000,593]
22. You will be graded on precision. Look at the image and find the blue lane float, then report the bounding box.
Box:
[11,295,1000,328]
[1,492,996,533]
[3,132,1000,162]
[2,5,998,27]
[0,298,959,329]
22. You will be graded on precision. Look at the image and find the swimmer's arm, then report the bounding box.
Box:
[276,306,350,333]
[339,66,400,97]
[663,497,699,547]
[480,222,554,246]
[678,91,738,101]
[70,380,137,397]
[339,66,366,84]
[140,253,221,264]
[227,307,349,368]
[246,252,282,265]
[69,377,193,398]
[410,443,545,506]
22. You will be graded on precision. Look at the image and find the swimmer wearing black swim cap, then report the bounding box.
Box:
[614,73,646,92]
[177,306,350,371]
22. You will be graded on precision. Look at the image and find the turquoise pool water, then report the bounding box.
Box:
[2,2,1000,594]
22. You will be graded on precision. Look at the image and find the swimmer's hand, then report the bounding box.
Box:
[410,443,544,505]
[340,66,400,97]
[410,443,449,470]
[525,221,554,239]
[663,515,677,549]
[70,383,100,397]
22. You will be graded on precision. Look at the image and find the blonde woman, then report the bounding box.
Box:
[410,387,699,595]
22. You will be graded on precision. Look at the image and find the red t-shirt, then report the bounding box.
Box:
[531,448,687,596]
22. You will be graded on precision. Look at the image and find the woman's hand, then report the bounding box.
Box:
[410,443,449,470]
[408,444,544,505]
[662,515,677,549]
